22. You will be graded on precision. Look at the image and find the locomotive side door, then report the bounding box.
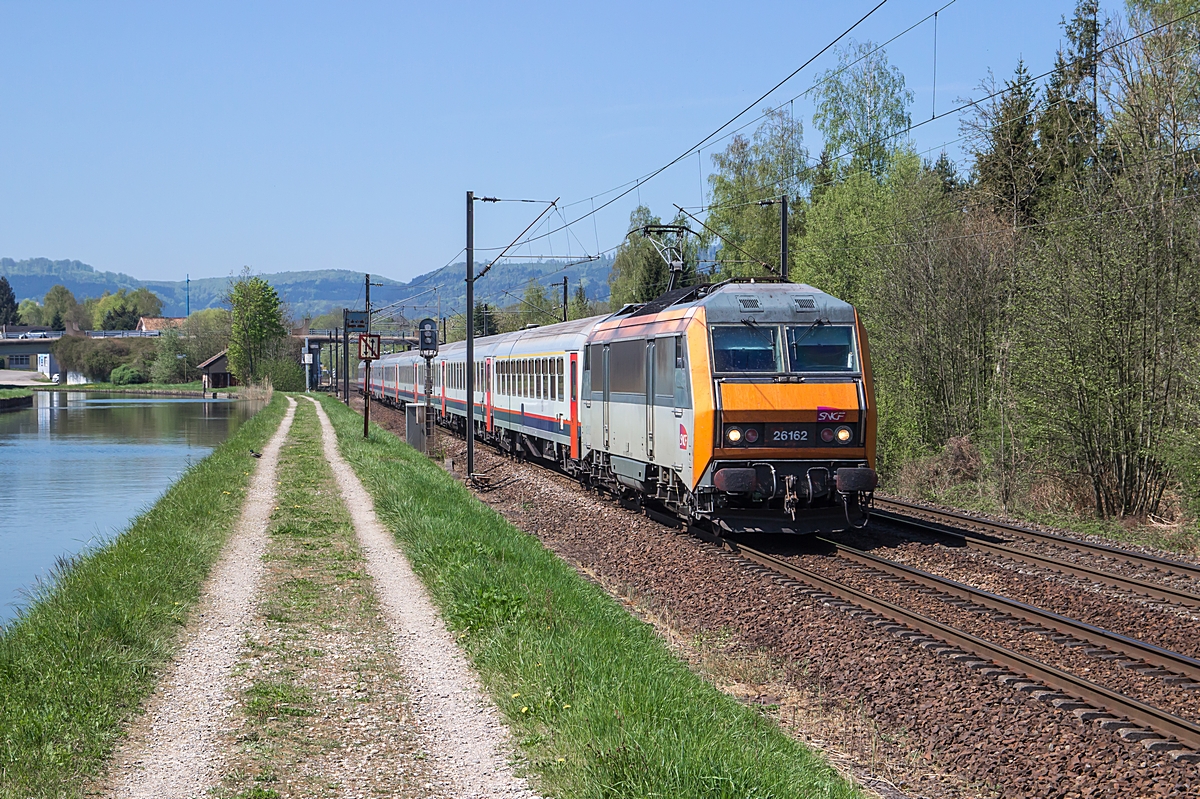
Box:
[645,340,655,460]
[602,344,610,449]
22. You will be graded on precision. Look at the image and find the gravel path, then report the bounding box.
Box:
[306,397,540,799]
[102,395,297,799]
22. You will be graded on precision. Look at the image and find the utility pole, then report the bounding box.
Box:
[466,191,475,479]
[757,196,789,280]
[363,273,371,438]
[780,194,789,282]
[185,274,190,317]
[561,276,569,322]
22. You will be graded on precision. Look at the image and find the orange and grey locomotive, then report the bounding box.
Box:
[362,279,877,534]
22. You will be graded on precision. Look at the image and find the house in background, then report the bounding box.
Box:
[198,349,237,390]
[136,316,186,332]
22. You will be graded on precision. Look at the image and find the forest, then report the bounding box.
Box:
[605,0,1200,533]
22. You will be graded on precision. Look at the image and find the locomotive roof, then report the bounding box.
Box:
[602,280,858,330]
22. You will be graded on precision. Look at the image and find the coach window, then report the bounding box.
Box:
[570,357,577,402]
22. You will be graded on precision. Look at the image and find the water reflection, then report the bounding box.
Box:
[0,391,264,626]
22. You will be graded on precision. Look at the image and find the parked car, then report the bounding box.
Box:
[51,373,61,384]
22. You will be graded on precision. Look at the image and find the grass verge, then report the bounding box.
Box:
[318,396,861,799]
[217,400,435,798]
[0,394,287,799]
[0,388,32,400]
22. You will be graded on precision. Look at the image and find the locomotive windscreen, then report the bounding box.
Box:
[711,325,781,373]
[786,325,857,372]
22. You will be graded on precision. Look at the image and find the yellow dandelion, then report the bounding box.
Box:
[520,706,528,713]
[511,693,520,698]
[556,758,565,763]
[562,704,570,709]
[222,491,231,495]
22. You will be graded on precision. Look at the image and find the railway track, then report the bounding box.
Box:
[711,533,1200,758]
[873,497,1200,608]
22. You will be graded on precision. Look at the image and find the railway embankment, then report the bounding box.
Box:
[319,395,861,799]
[355,397,1200,799]
[0,393,288,798]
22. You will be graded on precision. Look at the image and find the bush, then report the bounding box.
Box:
[110,363,149,385]
[52,337,157,383]
[257,357,305,392]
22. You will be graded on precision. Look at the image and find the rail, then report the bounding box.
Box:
[824,538,1200,682]
[874,497,1200,583]
[721,536,1200,751]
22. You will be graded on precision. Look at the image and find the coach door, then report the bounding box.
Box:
[485,357,494,432]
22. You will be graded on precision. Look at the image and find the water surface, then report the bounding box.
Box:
[0,391,263,625]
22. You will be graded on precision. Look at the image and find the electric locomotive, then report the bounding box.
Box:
[363,278,877,534]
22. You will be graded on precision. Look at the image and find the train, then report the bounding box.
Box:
[359,278,877,534]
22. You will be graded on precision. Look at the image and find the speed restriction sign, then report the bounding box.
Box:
[358,333,381,360]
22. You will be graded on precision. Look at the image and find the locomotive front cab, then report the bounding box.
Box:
[692,284,877,534]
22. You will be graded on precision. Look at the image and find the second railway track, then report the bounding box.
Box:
[711,533,1200,759]
[873,497,1200,608]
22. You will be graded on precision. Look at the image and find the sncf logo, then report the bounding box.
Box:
[679,424,688,450]
[817,406,847,422]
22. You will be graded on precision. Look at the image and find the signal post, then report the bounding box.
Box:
[358,331,381,438]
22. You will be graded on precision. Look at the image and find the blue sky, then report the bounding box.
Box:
[1,0,1082,285]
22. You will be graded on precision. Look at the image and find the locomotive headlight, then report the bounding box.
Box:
[820,427,835,443]
[836,426,853,443]
[744,427,759,443]
[726,427,743,444]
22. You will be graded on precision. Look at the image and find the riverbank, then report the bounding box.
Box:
[29,381,238,398]
[0,394,286,798]
[318,396,859,799]
[0,388,32,412]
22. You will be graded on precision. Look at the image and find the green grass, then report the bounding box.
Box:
[318,396,860,799]
[0,394,287,799]
[0,388,32,400]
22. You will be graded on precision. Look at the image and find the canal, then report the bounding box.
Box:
[0,391,264,626]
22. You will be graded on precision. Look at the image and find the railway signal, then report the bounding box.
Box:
[418,318,438,452]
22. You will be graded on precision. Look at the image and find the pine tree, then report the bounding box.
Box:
[0,276,18,325]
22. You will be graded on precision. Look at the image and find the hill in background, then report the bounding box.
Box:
[0,256,613,321]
